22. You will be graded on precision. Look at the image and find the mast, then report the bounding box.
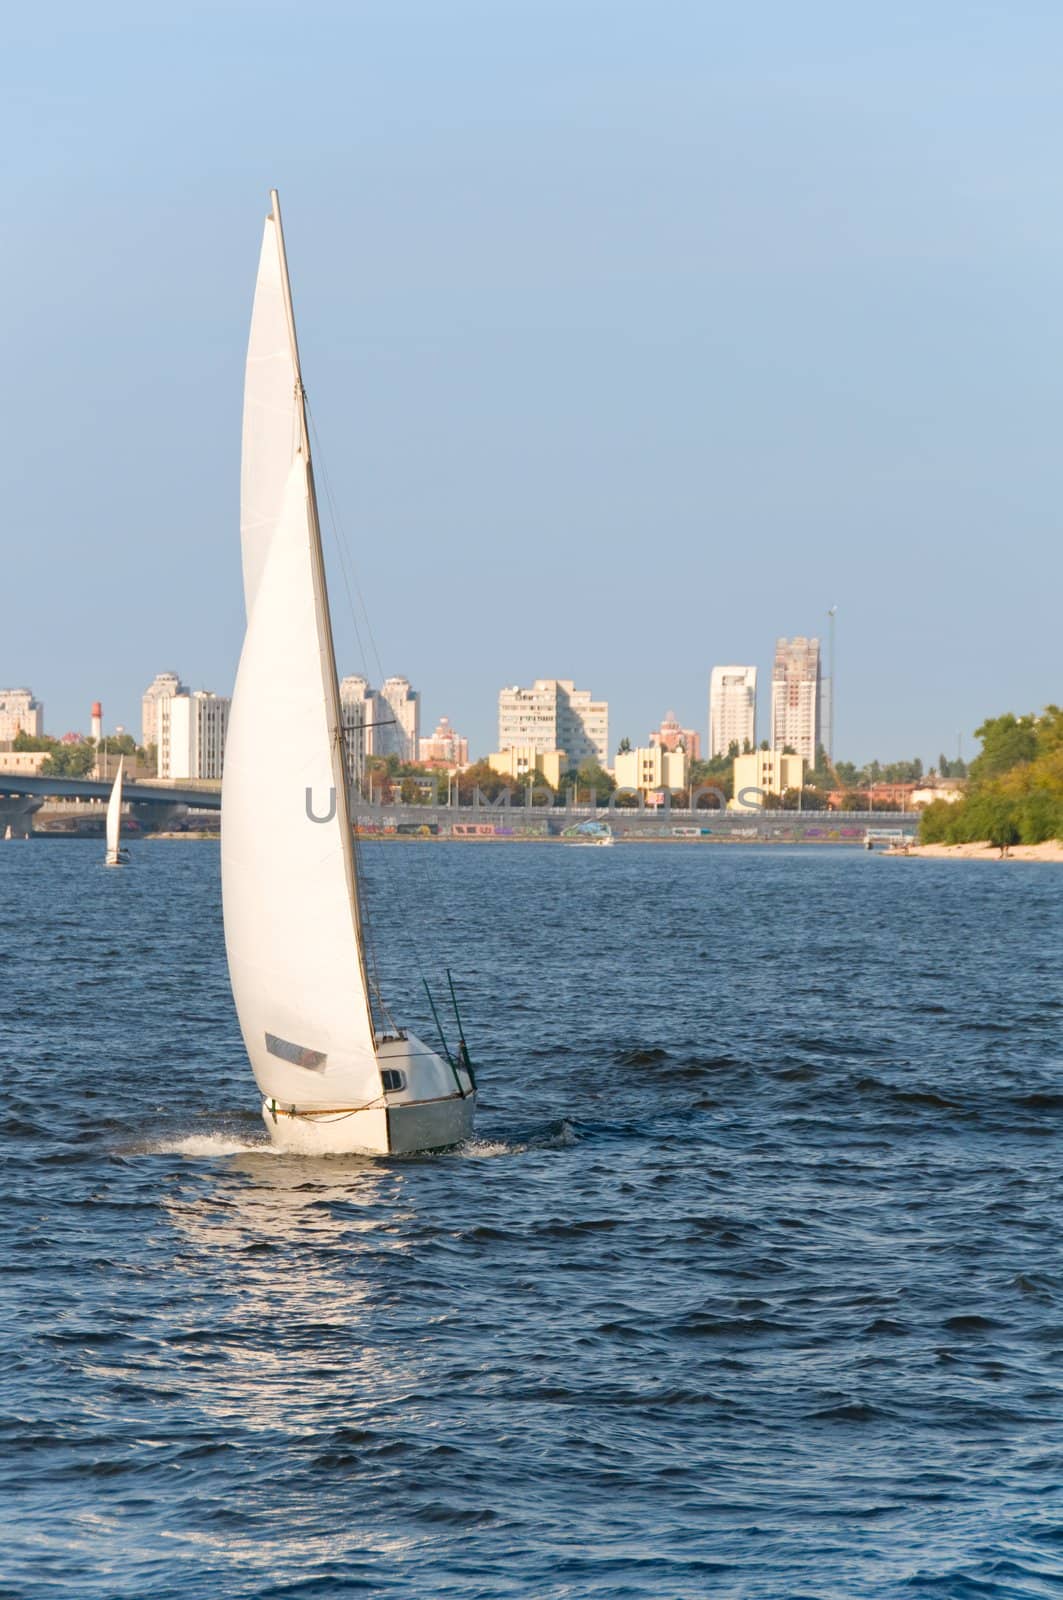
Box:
[267,190,377,1039]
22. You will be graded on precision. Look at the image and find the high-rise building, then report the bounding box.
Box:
[339,674,420,775]
[708,666,757,759]
[649,710,701,763]
[157,690,229,780]
[419,716,469,769]
[770,638,820,763]
[141,671,188,750]
[339,675,375,783]
[498,680,608,768]
[0,689,44,742]
[377,676,420,762]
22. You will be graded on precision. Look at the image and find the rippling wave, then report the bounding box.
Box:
[2,840,1062,1598]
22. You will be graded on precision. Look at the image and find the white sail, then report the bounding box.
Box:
[105,758,124,863]
[239,216,302,616]
[221,201,379,1109]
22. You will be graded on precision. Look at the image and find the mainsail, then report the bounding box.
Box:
[221,194,379,1109]
[105,758,124,861]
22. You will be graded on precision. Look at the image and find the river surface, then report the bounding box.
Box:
[2,840,1062,1599]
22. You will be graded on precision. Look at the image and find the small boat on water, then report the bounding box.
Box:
[563,822,614,847]
[104,758,130,867]
[221,191,476,1156]
[3,825,12,841]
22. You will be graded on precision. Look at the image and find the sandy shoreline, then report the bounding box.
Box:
[889,840,1063,862]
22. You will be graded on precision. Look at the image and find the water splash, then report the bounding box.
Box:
[456,1120,579,1158]
[143,1132,276,1159]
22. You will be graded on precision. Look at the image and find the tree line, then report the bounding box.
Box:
[358,741,948,812]
[12,730,152,777]
[919,708,1063,850]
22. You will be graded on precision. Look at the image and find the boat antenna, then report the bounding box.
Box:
[446,969,476,1089]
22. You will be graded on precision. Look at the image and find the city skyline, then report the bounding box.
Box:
[1,627,991,775]
[4,597,1039,772]
[4,9,1062,766]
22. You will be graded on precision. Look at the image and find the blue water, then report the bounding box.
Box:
[3,840,1063,1599]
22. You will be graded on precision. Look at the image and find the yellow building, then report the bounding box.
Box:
[0,749,49,776]
[614,745,687,798]
[488,747,567,788]
[731,750,804,809]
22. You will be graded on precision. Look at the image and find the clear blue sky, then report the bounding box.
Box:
[3,1,1060,765]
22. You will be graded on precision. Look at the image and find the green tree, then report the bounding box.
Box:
[572,758,615,803]
[1018,787,1062,845]
[921,706,1063,846]
[973,794,1021,856]
[41,744,95,778]
[525,771,556,807]
[919,798,961,843]
[1035,705,1063,757]
[455,759,515,803]
[13,731,59,753]
[362,756,393,802]
[99,733,142,758]
[969,714,1038,783]
[688,755,733,803]
[789,786,828,811]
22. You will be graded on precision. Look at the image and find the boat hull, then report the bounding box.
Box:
[260,1091,476,1156]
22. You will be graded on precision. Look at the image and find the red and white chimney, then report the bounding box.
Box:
[91,701,102,743]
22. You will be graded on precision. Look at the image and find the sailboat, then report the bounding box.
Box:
[221,191,476,1156]
[104,757,129,866]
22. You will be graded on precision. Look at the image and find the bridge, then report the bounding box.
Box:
[0,773,220,837]
[351,801,923,845]
[0,773,922,845]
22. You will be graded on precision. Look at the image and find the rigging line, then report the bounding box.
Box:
[305,400,451,1035]
[354,789,449,1045]
[306,402,386,686]
[304,402,405,1031]
[369,829,435,985]
[399,812,457,987]
[351,738,434,983]
[316,469,371,682]
[350,806,399,1035]
[305,401,371,658]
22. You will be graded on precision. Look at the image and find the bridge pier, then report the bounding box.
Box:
[129,802,188,834]
[0,796,42,839]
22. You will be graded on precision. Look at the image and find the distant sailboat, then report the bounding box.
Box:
[104,758,129,867]
[221,191,476,1156]
[3,825,12,841]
